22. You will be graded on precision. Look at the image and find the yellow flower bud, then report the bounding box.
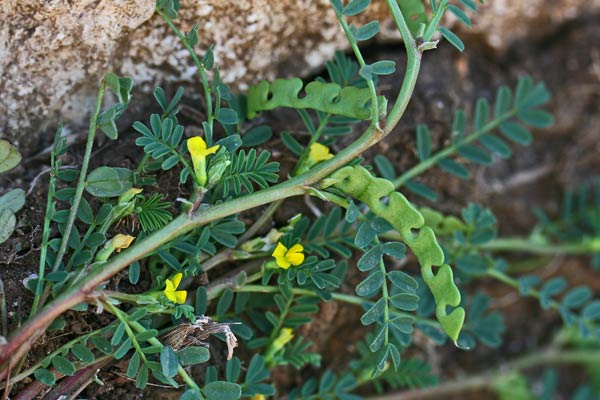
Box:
[187,136,219,187]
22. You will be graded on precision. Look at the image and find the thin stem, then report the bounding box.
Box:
[378,257,390,347]
[384,0,420,134]
[51,82,107,274]
[393,110,515,187]
[423,0,449,41]
[103,302,148,364]
[330,11,380,129]
[30,132,60,314]
[234,284,438,327]
[127,319,200,391]
[486,268,568,317]
[156,9,214,145]
[478,237,600,254]
[369,347,600,400]
[0,3,422,373]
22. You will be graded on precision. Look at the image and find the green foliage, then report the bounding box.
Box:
[0,140,24,244]
[330,165,465,342]
[287,370,360,400]
[246,78,386,120]
[210,149,279,198]
[136,194,173,232]
[398,77,552,200]
[534,180,600,268]
[11,1,599,400]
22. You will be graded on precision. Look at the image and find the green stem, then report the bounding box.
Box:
[103,301,148,364]
[0,3,422,373]
[234,285,437,328]
[8,322,117,386]
[156,8,214,145]
[486,268,567,315]
[423,0,449,41]
[330,11,380,129]
[379,258,390,347]
[393,110,515,188]
[369,347,600,400]
[51,82,107,274]
[31,131,60,315]
[478,237,600,254]
[127,319,200,391]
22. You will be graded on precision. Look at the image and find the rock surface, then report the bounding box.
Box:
[0,0,597,154]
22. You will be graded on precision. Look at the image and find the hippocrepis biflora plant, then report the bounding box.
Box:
[2,0,600,399]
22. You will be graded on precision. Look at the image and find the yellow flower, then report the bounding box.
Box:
[163,273,187,304]
[187,136,220,186]
[250,395,266,400]
[308,143,333,163]
[271,242,304,269]
[111,234,135,252]
[272,328,294,352]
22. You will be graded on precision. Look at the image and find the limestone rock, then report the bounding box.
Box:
[0,0,597,154]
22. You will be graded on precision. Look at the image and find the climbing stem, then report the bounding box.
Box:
[0,2,422,375]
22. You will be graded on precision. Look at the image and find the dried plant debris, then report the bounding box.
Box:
[162,316,240,360]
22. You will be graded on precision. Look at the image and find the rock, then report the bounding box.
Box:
[0,0,386,154]
[0,0,597,154]
[472,0,600,49]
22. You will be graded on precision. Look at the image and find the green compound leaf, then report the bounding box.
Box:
[246,78,386,120]
[331,165,465,342]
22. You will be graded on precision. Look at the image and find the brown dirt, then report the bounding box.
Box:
[1,12,600,400]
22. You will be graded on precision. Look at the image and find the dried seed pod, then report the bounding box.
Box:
[162,316,240,360]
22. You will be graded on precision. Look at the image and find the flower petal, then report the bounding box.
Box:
[172,273,183,288]
[174,290,187,304]
[286,251,304,266]
[275,255,291,269]
[187,136,207,157]
[164,289,177,303]
[164,279,175,292]
[288,244,304,254]
[272,242,288,258]
[205,144,220,156]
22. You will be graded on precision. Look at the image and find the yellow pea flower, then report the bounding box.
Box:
[308,143,333,163]
[187,136,220,187]
[271,242,304,269]
[163,273,187,304]
[250,395,266,400]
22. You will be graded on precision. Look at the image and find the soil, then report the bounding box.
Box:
[1,12,600,400]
